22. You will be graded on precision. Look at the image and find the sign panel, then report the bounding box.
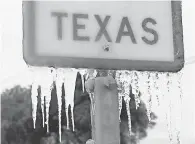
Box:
[23,1,184,72]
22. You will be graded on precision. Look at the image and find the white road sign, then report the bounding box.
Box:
[23,1,184,72]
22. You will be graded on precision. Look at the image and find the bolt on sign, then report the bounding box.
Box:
[23,1,184,72]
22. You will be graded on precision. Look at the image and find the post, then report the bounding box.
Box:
[85,76,120,144]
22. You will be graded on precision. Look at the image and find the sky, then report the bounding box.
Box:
[0,0,195,144]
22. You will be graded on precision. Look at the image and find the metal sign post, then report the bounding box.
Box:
[85,76,120,144]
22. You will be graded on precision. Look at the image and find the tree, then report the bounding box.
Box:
[1,71,157,144]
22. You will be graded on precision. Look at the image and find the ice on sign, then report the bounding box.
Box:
[28,66,184,144]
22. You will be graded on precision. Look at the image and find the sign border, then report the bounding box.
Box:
[23,1,184,72]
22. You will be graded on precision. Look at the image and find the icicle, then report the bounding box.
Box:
[85,69,97,116]
[146,72,152,122]
[85,69,97,141]
[46,68,55,133]
[115,71,124,121]
[156,72,169,107]
[118,93,123,121]
[40,82,45,128]
[45,87,52,133]
[135,71,141,109]
[63,68,78,131]
[124,96,132,136]
[169,72,183,144]
[55,69,70,130]
[140,71,158,122]
[71,105,75,131]
[84,68,97,116]
[165,72,172,142]
[29,66,40,129]
[177,70,183,99]
[40,91,45,127]
[55,69,65,142]
[176,71,183,144]
[39,67,54,130]
[65,104,70,130]
[153,72,160,105]
[85,69,97,81]
[158,72,172,141]
[147,72,161,107]
[31,81,38,129]
[166,96,173,144]
[165,72,180,144]
[86,91,95,117]
[130,71,140,109]
[78,69,88,92]
[166,73,171,93]
[116,70,132,135]
[136,71,145,98]
[30,67,44,128]
[30,67,45,128]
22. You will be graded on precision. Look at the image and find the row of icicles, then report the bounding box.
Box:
[30,67,183,144]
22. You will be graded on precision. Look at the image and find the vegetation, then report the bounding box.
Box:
[1,72,157,144]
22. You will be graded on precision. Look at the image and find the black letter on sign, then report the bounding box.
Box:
[51,12,68,40]
[116,17,136,44]
[142,18,158,45]
[73,13,89,41]
[95,15,112,42]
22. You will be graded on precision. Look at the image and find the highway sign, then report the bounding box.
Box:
[23,1,184,72]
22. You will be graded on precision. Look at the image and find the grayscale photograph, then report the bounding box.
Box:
[0,1,195,144]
